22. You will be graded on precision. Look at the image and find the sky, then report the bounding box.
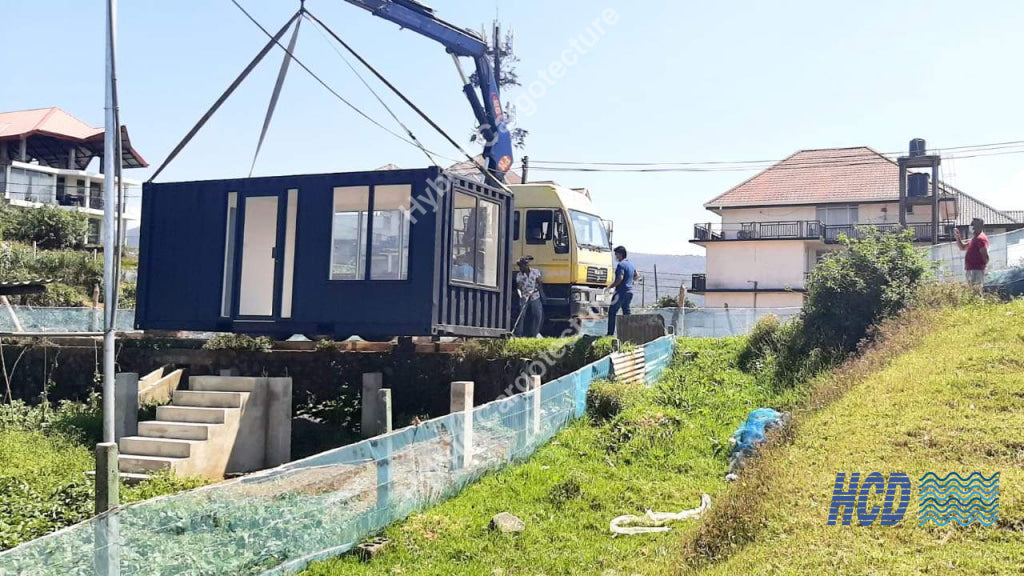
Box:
[3,0,1024,255]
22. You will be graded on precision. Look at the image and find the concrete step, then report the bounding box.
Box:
[139,420,211,441]
[173,390,244,409]
[157,405,227,424]
[118,454,185,475]
[120,436,197,459]
[190,376,261,393]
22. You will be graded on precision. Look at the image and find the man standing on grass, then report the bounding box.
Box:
[955,217,990,290]
[607,246,639,336]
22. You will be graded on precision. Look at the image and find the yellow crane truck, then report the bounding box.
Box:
[509,182,615,334]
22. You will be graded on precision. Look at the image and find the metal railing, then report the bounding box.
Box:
[693,221,823,241]
[823,222,953,244]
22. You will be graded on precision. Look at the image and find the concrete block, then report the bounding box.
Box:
[139,366,165,388]
[616,314,667,346]
[266,377,293,467]
[361,373,384,438]
[114,373,139,441]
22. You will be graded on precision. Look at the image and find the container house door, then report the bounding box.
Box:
[237,196,280,318]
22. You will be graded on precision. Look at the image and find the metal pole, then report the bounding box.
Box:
[102,0,118,447]
[653,265,659,302]
[521,155,529,184]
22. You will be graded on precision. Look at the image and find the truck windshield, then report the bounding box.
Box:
[569,210,611,251]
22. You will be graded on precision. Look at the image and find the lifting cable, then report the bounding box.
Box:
[304,11,440,168]
[249,13,304,177]
[303,10,490,176]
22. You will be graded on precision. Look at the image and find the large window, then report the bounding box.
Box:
[451,191,501,287]
[370,185,411,280]
[817,205,859,226]
[330,186,370,281]
[569,210,609,251]
[330,185,412,281]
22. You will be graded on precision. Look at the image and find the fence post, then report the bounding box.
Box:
[372,389,393,516]
[530,375,542,437]
[450,381,474,470]
[361,372,384,438]
[377,388,393,435]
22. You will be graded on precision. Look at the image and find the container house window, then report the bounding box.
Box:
[331,186,370,280]
[451,191,502,287]
[513,210,521,241]
[525,210,552,245]
[476,199,500,286]
[370,185,411,281]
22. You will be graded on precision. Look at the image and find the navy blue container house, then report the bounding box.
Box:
[135,168,513,339]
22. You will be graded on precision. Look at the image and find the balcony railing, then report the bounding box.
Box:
[694,220,953,244]
[693,220,823,242]
[822,223,953,244]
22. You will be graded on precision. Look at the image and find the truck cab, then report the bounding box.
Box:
[509,182,615,333]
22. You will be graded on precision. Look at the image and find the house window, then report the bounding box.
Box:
[816,205,859,226]
[370,185,411,281]
[87,218,101,245]
[525,210,552,245]
[330,186,370,281]
[451,191,502,287]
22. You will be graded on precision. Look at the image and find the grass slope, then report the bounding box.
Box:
[0,407,208,551]
[305,338,799,576]
[688,300,1024,575]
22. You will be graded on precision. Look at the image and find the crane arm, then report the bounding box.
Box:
[340,0,515,180]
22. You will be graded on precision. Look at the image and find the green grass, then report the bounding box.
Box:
[304,337,798,575]
[683,299,1024,575]
[0,402,210,551]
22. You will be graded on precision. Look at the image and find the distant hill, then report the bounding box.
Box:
[627,253,705,307]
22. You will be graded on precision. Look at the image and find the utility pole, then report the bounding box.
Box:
[98,0,120,514]
[492,20,501,89]
[653,265,659,302]
[521,155,529,183]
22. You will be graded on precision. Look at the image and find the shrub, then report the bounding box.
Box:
[586,380,643,421]
[738,314,781,371]
[203,334,274,352]
[803,228,930,354]
[0,242,102,292]
[2,206,89,250]
[654,295,679,308]
[118,281,137,308]
[21,283,89,307]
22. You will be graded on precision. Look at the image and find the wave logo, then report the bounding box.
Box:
[918,472,999,526]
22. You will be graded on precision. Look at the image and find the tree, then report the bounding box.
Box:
[470,21,529,150]
[2,206,89,250]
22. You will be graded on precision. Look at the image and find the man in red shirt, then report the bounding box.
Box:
[955,217,990,288]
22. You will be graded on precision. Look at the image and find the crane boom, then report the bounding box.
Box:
[341,0,515,181]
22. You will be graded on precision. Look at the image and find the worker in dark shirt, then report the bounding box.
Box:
[607,246,639,336]
[956,217,990,290]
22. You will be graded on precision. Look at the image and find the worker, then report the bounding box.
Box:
[607,246,639,336]
[955,217,990,290]
[515,257,544,337]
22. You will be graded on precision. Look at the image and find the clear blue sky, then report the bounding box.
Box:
[4,0,1023,255]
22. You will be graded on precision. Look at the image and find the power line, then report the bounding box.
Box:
[526,140,1024,173]
[525,146,1024,174]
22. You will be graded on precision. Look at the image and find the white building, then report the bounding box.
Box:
[691,146,1023,309]
[0,107,146,245]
